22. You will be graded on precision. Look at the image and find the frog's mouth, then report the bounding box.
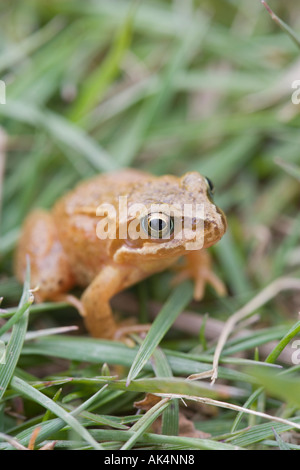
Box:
[112,221,226,264]
[112,239,184,264]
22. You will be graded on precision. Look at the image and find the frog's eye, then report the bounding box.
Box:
[141,212,174,239]
[205,176,215,195]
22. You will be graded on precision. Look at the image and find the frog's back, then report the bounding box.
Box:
[51,169,153,284]
[58,169,151,211]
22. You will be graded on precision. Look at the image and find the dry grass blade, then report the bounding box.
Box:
[154,393,300,432]
[261,1,300,48]
[191,277,300,384]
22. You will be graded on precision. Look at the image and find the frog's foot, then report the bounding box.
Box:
[64,294,150,345]
[57,289,151,344]
[172,249,226,301]
[50,293,117,337]
[80,265,155,340]
[81,300,119,340]
[83,297,151,344]
[79,298,150,343]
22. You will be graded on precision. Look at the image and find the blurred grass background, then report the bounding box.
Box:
[1,0,300,450]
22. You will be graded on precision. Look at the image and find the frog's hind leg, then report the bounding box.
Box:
[15,209,75,302]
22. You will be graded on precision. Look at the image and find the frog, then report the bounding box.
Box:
[15,169,227,339]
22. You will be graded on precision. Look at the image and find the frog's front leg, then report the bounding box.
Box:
[173,249,226,300]
[80,264,147,339]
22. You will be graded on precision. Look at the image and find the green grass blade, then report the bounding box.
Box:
[230,386,264,433]
[121,398,170,450]
[231,319,300,432]
[151,348,179,436]
[69,2,135,122]
[0,417,243,450]
[94,428,244,450]
[42,387,63,422]
[214,229,252,295]
[29,376,228,400]
[247,368,300,408]
[228,416,300,447]
[70,384,109,417]
[275,158,300,182]
[272,427,291,450]
[265,320,300,364]
[10,376,103,450]
[0,17,64,73]
[112,11,209,165]
[126,281,194,385]
[0,262,31,400]
[0,300,33,338]
[0,101,117,172]
[21,335,258,383]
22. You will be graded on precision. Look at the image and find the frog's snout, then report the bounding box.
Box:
[203,206,227,248]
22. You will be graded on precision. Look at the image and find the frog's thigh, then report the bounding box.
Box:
[177,249,226,300]
[15,209,74,302]
[81,265,142,339]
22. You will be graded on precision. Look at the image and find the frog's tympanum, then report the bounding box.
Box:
[15,170,227,338]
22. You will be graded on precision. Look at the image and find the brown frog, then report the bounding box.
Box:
[15,169,227,338]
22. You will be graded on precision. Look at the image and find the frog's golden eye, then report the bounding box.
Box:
[205,176,215,195]
[141,212,174,239]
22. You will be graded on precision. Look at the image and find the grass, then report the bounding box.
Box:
[1,0,300,450]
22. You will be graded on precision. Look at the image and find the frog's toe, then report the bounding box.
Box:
[193,268,227,301]
[172,249,227,301]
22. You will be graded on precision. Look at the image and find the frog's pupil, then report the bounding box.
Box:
[149,218,166,232]
[141,213,174,239]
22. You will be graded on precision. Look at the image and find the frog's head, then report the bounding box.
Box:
[112,172,227,264]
